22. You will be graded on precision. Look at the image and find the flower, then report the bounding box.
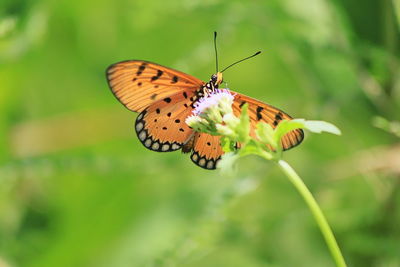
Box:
[185,89,237,135]
[193,89,235,116]
[185,115,210,132]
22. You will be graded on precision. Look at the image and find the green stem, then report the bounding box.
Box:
[276,159,347,267]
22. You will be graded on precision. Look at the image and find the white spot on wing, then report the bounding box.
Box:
[139,130,147,141]
[145,139,152,147]
[161,144,170,151]
[136,122,144,132]
[171,143,180,150]
[152,142,160,150]
[206,160,214,169]
[215,159,220,168]
[198,158,206,167]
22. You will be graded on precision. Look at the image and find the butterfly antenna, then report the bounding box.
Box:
[221,51,261,73]
[214,31,219,72]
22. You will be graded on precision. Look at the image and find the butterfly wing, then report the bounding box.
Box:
[232,92,304,150]
[106,60,303,169]
[135,90,196,152]
[106,60,204,112]
[188,132,224,170]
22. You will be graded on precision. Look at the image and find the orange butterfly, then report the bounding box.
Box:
[106,38,303,170]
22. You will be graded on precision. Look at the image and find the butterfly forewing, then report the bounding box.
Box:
[106,60,204,112]
[135,91,196,152]
[232,92,304,150]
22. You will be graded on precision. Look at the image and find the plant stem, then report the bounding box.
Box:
[276,159,347,267]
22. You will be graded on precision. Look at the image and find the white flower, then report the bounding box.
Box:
[185,88,238,136]
[185,115,209,132]
[193,89,235,116]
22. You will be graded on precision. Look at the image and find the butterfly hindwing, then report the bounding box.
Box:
[232,92,304,150]
[135,91,196,152]
[106,60,204,112]
[190,132,224,170]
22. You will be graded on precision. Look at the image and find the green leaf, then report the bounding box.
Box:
[273,119,341,146]
[238,140,260,157]
[220,136,236,152]
[256,122,277,149]
[236,103,251,144]
[302,120,341,135]
[239,140,274,160]
[273,120,306,146]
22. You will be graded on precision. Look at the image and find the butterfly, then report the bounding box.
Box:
[106,58,304,170]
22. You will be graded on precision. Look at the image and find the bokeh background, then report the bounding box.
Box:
[1,0,400,266]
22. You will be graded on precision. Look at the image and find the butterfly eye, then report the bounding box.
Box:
[211,74,217,82]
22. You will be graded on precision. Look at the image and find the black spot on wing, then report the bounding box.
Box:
[256,106,263,120]
[171,76,178,83]
[239,101,247,108]
[273,111,283,126]
[151,69,163,81]
[136,63,146,76]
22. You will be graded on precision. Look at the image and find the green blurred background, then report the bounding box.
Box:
[1,0,400,266]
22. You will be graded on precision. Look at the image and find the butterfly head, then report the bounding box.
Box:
[202,72,223,97]
[210,72,223,87]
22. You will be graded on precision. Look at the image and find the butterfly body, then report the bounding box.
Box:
[106,60,303,170]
